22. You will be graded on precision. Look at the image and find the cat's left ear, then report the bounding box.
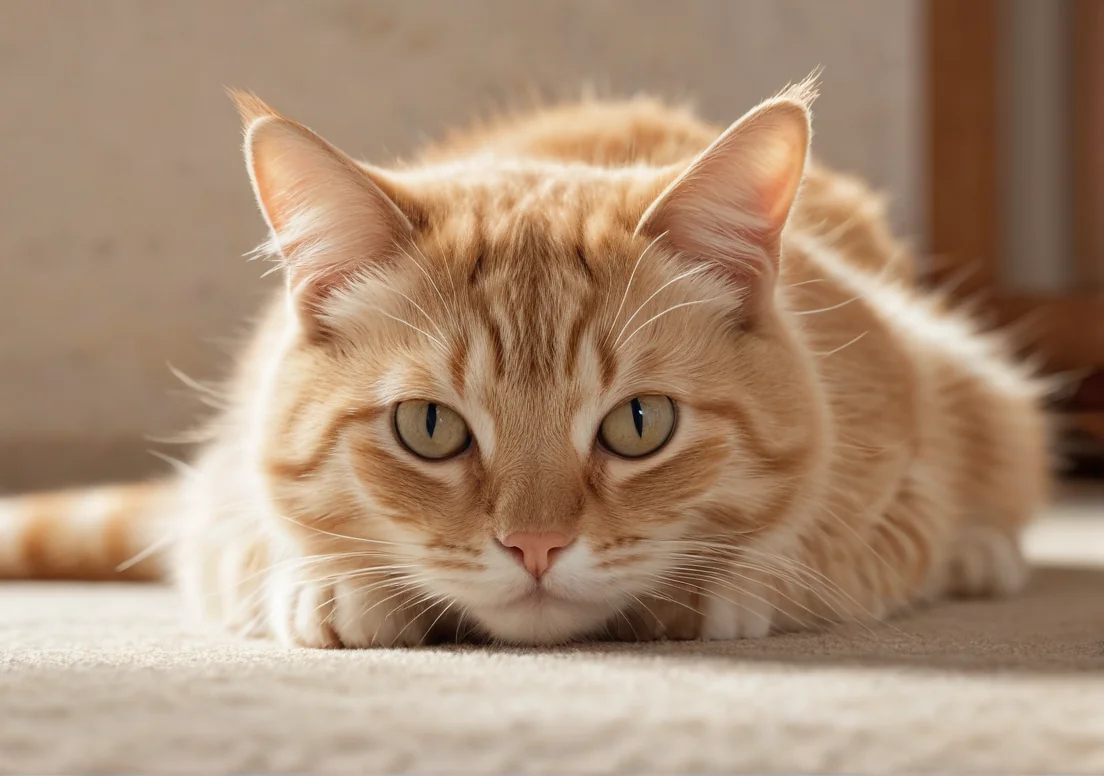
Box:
[635,85,812,314]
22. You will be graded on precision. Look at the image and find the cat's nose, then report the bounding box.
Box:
[499,532,574,579]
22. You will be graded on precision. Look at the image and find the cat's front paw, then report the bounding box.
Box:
[699,585,774,640]
[265,569,433,648]
[945,525,1029,598]
[610,590,702,642]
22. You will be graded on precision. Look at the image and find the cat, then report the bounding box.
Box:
[0,77,1051,646]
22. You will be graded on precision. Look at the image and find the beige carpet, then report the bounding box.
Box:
[2,500,1103,774]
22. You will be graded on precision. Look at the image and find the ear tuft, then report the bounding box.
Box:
[226,88,282,133]
[774,68,821,114]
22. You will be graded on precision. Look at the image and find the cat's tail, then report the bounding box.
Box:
[0,480,178,581]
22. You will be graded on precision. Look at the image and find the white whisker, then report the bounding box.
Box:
[115,529,178,573]
[617,297,724,351]
[147,449,198,479]
[813,330,868,358]
[270,512,408,548]
[613,265,709,346]
[367,306,446,350]
[793,294,862,317]
[606,230,667,345]
[401,242,459,331]
[381,282,449,340]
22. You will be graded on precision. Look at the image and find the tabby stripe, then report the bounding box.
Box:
[0,484,170,581]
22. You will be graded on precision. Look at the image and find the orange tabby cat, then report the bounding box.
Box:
[0,79,1050,646]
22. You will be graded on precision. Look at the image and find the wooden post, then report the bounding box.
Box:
[926,0,998,296]
[1074,0,1104,292]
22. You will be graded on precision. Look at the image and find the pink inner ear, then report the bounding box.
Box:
[755,122,809,231]
[243,115,413,302]
[635,99,810,288]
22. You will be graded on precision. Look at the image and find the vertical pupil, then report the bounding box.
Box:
[426,403,438,437]
[630,397,644,437]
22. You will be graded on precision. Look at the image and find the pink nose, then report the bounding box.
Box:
[500,532,573,579]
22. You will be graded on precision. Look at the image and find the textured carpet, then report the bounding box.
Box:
[1,501,1102,774]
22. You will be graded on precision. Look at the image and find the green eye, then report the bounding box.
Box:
[394,401,471,460]
[598,395,676,458]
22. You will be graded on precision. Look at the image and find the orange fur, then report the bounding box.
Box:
[0,481,172,581]
[0,79,1050,646]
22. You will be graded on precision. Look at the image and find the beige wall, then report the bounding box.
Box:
[0,0,921,490]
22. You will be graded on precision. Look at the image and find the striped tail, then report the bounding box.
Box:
[0,480,177,581]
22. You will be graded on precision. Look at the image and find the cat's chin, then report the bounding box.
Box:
[471,594,612,645]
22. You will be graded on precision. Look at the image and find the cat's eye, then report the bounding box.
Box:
[598,395,676,459]
[393,401,471,460]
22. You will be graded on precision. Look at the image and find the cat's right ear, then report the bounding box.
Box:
[634,80,814,318]
[231,91,414,324]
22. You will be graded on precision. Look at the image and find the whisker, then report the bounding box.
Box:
[271,512,408,548]
[362,584,431,627]
[793,294,862,317]
[367,306,446,350]
[380,282,449,341]
[165,362,228,406]
[681,558,896,638]
[668,566,830,633]
[114,528,178,574]
[309,573,426,617]
[606,595,642,641]
[146,449,198,478]
[785,277,829,289]
[668,543,890,625]
[617,297,725,351]
[657,547,896,636]
[813,330,868,358]
[818,504,911,591]
[660,574,769,626]
[454,605,477,644]
[414,598,457,645]
[613,265,709,346]
[638,574,715,621]
[606,230,667,345]
[625,592,663,630]
[634,586,705,619]
[212,550,406,597]
[382,589,445,644]
[307,564,425,586]
[399,242,459,332]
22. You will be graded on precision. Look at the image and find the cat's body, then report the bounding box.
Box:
[0,83,1050,646]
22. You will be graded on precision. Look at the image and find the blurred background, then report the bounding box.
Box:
[0,0,1100,492]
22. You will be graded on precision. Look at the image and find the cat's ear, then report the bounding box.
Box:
[635,84,812,312]
[231,91,414,318]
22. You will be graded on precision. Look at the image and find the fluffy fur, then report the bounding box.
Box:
[0,79,1051,646]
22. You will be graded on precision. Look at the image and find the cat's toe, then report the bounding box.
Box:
[327,580,427,647]
[700,591,773,640]
[261,570,436,648]
[945,525,1029,598]
[266,574,343,648]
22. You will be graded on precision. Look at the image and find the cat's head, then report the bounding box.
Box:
[238,85,829,644]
